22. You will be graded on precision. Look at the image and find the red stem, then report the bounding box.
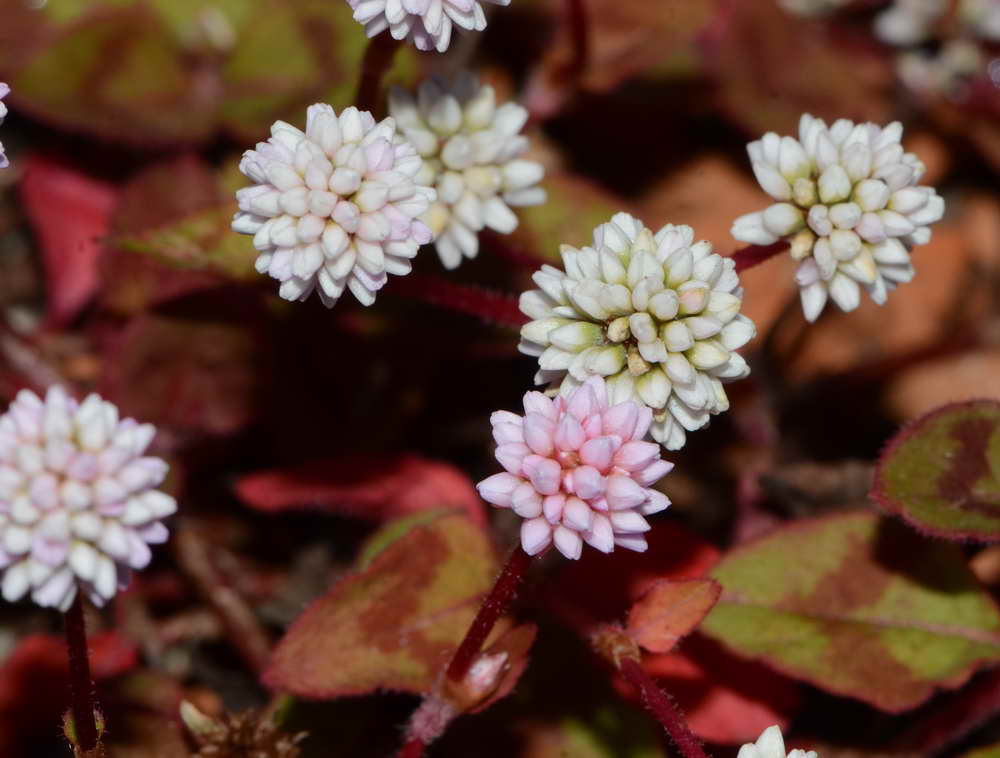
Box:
[355,33,403,116]
[566,0,590,81]
[619,658,710,758]
[396,737,426,758]
[391,274,528,329]
[445,546,533,682]
[64,594,100,753]
[731,241,789,273]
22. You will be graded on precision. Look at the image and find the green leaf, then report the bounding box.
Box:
[701,511,1000,712]
[872,400,1000,542]
[264,512,503,698]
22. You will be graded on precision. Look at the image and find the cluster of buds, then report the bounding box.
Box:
[732,114,944,321]
[0,83,8,169]
[347,0,511,52]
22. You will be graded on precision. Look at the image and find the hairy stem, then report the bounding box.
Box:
[64,594,100,753]
[446,546,533,682]
[619,658,711,758]
[355,34,403,116]
[391,274,528,329]
[731,241,789,273]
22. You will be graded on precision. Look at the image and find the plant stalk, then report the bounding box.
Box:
[396,737,426,758]
[619,658,710,758]
[355,33,403,116]
[731,241,789,273]
[64,593,100,753]
[445,546,533,682]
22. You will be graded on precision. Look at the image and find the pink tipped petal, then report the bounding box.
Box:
[642,490,671,515]
[477,472,521,507]
[496,442,530,475]
[521,518,552,555]
[606,474,647,510]
[511,482,543,518]
[602,403,638,439]
[614,534,649,553]
[570,465,605,499]
[609,510,651,533]
[554,413,586,451]
[581,376,609,410]
[523,391,557,420]
[553,525,583,560]
[543,494,565,524]
[633,406,654,440]
[635,459,674,487]
[523,455,561,496]
[566,384,595,420]
[579,436,617,471]
[523,413,556,456]
[562,497,594,532]
[584,514,615,553]
[492,422,523,445]
[613,440,660,472]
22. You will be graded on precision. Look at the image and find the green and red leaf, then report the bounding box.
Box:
[701,511,1000,712]
[264,511,516,699]
[872,400,1000,542]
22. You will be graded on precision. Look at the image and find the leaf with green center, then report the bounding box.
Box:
[626,578,721,653]
[872,400,1000,542]
[701,511,1000,712]
[263,511,504,698]
[5,0,421,145]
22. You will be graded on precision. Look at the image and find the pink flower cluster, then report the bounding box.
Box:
[477,377,672,560]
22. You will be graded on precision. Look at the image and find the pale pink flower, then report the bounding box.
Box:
[477,377,673,560]
[0,387,175,611]
[347,0,511,53]
[0,83,9,170]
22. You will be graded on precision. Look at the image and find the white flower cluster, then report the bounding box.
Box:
[389,73,546,270]
[739,726,818,758]
[0,83,8,170]
[233,105,435,308]
[520,213,754,451]
[347,0,511,52]
[0,388,175,611]
[732,114,944,321]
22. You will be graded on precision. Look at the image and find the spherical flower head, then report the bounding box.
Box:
[519,212,755,451]
[961,0,1000,40]
[0,387,176,611]
[389,72,546,270]
[738,726,818,758]
[232,105,435,308]
[732,114,945,322]
[347,0,511,53]
[0,83,9,170]
[477,377,673,560]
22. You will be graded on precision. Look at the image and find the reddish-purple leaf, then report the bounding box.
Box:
[872,400,1000,542]
[626,578,721,654]
[19,157,119,326]
[235,454,485,525]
